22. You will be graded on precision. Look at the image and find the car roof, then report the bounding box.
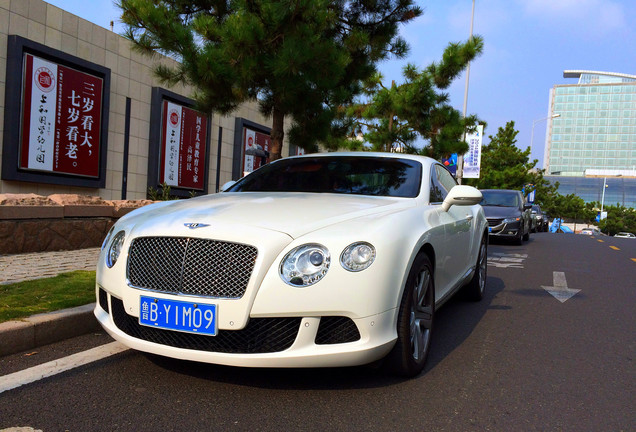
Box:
[479,189,521,194]
[287,151,437,164]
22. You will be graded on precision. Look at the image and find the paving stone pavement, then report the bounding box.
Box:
[0,248,100,285]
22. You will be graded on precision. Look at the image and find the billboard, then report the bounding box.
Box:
[242,127,270,175]
[20,53,104,178]
[2,36,110,188]
[462,125,484,179]
[159,100,208,191]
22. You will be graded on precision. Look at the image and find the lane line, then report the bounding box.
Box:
[610,246,620,250]
[631,258,636,263]
[0,342,129,394]
[597,239,604,243]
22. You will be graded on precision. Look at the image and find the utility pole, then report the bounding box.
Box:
[457,0,475,184]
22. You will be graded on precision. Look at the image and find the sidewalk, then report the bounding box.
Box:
[0,247,100,285]
[0,248,102,357]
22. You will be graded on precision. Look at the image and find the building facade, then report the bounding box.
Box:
[544,175,636,209]
[541,70,636,208]
[1,0,294,200]
[544,70,636,176]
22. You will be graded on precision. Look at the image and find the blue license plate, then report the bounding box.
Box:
[139,296,217,336]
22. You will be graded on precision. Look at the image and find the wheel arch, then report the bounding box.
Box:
[418,243,436,276]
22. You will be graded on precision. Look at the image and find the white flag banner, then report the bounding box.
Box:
[462,125,483,179]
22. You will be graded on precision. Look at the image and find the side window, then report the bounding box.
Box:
[429,166,445,204]
[436,165,458,193]
[429,164,457,204]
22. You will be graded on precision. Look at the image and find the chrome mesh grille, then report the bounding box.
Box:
[127,237,258,299]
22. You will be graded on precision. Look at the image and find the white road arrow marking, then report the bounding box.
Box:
[542,271,580,303]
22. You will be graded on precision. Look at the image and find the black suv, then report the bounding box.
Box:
[531,204,548,232]
[479,189,532,245]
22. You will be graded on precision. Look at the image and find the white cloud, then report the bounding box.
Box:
[518,0,628,35]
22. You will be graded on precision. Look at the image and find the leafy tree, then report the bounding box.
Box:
[581,201,600,224]
[467,121,531,190]
[466,121,557,200]
[343,37,484,159]
[547,193,595,227]
[596,203,636,235]
[118,0,422,160]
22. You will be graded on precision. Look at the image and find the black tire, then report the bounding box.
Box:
[384,253,435,378]
[515,225,523,245]
[464,234,487,301]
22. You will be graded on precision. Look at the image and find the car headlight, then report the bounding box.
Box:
[106,231,126,268]
[101,226,115,250]
[280,244,330,287]
[340,242,376,272]
[503,217,520,224]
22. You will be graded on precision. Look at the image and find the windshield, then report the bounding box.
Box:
[227,156,422,198]
[480,191,520,207]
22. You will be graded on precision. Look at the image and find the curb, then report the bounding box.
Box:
[0,303,100,357]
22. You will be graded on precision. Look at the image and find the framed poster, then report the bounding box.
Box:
[148,88,211,197]
[2,36,110,188]
[232,118,271,180]
[242,127,271,176]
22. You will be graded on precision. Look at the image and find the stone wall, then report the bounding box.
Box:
[0,217,114,254]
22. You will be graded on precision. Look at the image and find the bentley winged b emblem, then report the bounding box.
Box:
[184,223,210,229]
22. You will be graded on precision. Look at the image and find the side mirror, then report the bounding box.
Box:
[220,180,237,192]
[441,185,482,212]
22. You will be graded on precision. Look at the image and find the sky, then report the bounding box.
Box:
[45,0,636,168]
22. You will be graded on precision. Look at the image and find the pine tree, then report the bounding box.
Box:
[466,120,562,207]
[118,0,422,160]
[343,37,484,159]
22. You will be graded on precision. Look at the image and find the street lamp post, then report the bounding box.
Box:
[530,113,560,162]
[600,177,608,215]
[457,0,475,184]
[599,177,609,234]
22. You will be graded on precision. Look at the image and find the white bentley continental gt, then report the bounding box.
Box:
[95,152,488,377]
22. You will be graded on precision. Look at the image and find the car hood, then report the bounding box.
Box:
[481,205,521,219]
[120,192,415,239]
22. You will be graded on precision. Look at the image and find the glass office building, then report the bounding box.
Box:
[544,70,636,176]
[542,71,636,208]
[545,176,636,209]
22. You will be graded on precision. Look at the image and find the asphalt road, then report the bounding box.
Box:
[1,233,635,431]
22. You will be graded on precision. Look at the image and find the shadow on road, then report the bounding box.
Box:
[425,276,506,370]
[143,276,506,390]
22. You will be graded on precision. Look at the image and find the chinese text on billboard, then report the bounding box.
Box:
[20,54,103,177]
[160,100,208,190]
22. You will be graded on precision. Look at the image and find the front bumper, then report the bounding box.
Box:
[94,287,397,368]
[487,220,521,238]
